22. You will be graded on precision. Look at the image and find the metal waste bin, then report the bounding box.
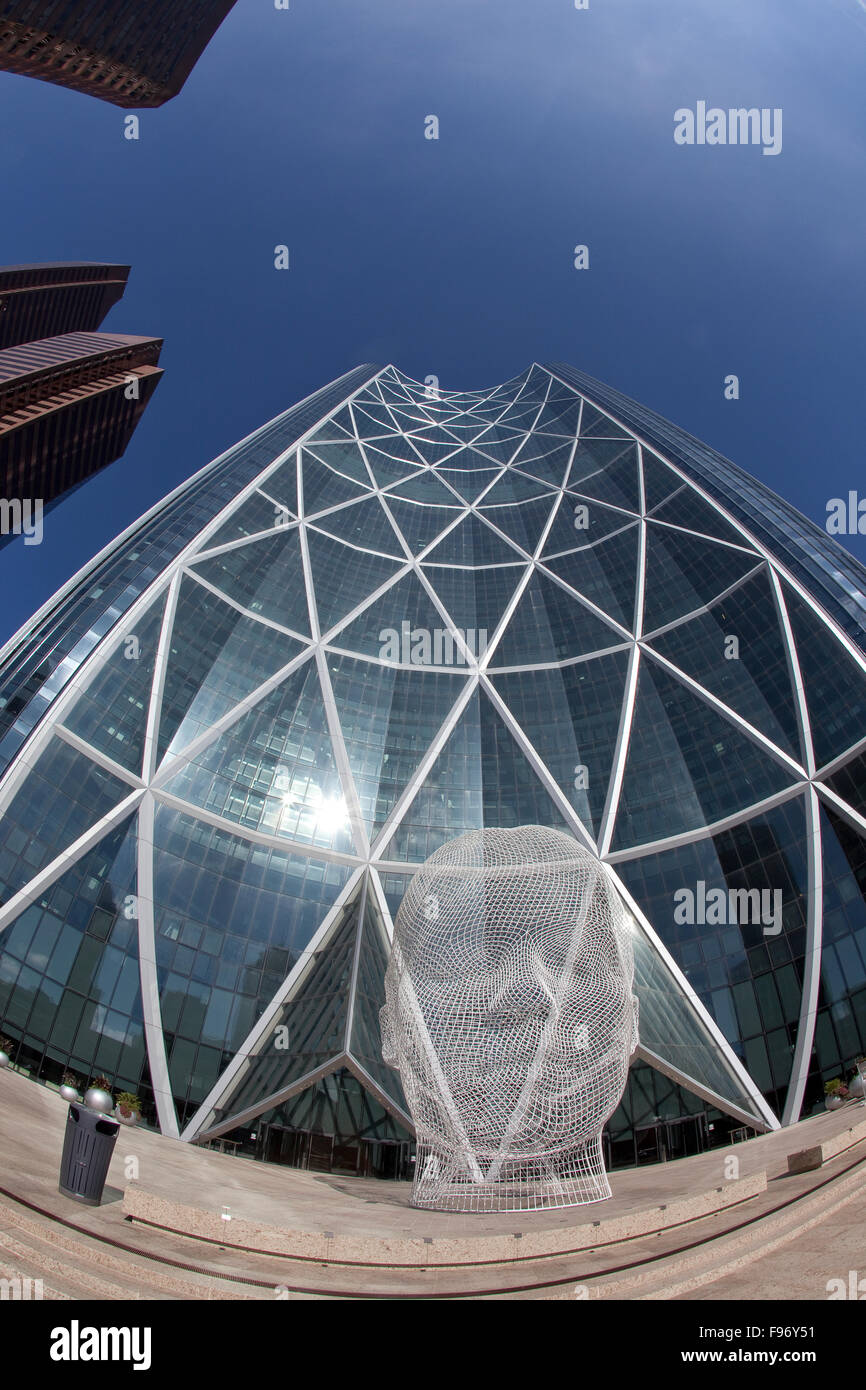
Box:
[58,1103,120,1205]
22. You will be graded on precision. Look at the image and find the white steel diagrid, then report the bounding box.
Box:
[1,363,866,1160]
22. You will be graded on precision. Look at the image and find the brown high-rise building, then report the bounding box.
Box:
[0,332,163,541]
[0,1,238,107]
[0,263,130,350]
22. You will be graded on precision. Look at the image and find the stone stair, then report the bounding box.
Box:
[1,1131,863,1299]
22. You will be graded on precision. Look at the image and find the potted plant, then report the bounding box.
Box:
[59,1070,80,1103]
[824,1078,849,1110]
[849,1057,866,1100]
[0,1035,13,1069]
[114,1091,142,1126]
[84,1074,114,1113]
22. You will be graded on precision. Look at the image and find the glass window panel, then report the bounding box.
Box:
[491,570,622,667]
[567,440,641,513]
[783,581,866,770]
[643,523,761,635]
[646,570,802,761]
[157,576,305,766]
[189,529,311,635]
[162,656,353,854]
[614,662,798,850]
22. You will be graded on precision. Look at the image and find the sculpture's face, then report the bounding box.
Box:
[383,847,639,1161]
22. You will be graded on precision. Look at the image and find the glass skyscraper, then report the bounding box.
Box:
[2,363,865,1175]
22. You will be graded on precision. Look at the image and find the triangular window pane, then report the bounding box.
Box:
[311,496,404,558]
[436,468,501,504]
[480,495,556,554]
[824,749,866,818]
[542,493,636,557]
[491,570,623,666]
[0,738,131,898]
[303,440,372,486]
[465,434,524,465]
[352,404,398,438]
[423,511,524,565]
[302,451,370,514]
[480,470,556,505]
[567,440,641,513]
[645,570,802,760]
[363,447,425,489]
[643,523,762,634]
[348,886,409,1111]
[64,594,167,774]
[490,651,629,838]
[640,448,684,513]
[382,497,464,556]
[495,404,544,433]
[578,401,633,438]
[783,581,866,770]
[162,658,354,853]
[387,690,570,862]
[615,795,809,1120]
[817,806,866,1063]
[158,575,305,765]
[306,406,354,441]
[390,410,445,437]
[0,816,155,1116]
[328,653,468,836]
[331,571,458,665]
[510,440,573,485]
[403,435,461,466]
[613,660,798,851]
[204,491,294,550]
[543,524,640,631]
[187,876,364,1122]
[359,430,426,465]
[189,528,311,634]
[534,398,582,436]
[386,470,465,505]
[422,563,526,648]
[648,484,749,547]
[306,530,405,638]
[258,453,297,515]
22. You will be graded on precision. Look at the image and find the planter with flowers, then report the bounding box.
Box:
[0,1036,12,1069]
[114,1092,141,1126]
[824,1078,849,1110]
[59,1070,80,1103]
[85,1075,114,1113]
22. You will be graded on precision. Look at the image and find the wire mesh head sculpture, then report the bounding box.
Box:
[380,826,639,1212]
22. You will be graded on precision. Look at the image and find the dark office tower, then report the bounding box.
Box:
[0,331,163,526]
[0,1,238,107]
[0,364,865,1176]
[0,264,130,351]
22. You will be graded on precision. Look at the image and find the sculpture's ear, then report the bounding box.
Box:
[630,994,640,1055]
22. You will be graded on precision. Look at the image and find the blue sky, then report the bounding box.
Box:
[1,0,865,642]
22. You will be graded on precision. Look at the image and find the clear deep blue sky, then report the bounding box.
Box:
[1,0,865,643]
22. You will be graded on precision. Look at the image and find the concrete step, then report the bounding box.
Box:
[3,1141,863,1301]
[0,1225,131,1301]
[0,1257,71,1301]
[0,1196,262,1301]
[538,1151,866,1301]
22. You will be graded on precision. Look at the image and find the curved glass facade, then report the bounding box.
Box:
[2,362,866,1166]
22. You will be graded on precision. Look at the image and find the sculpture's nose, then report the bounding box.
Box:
[484,935,560,1015]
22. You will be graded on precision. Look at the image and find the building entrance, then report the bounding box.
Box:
[632,1112,710,1165]
[257,1122,413,1179]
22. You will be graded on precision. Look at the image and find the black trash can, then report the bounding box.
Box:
[58,1103,120,1206]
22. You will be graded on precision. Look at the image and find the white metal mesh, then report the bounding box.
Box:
[380,825,639,1212]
